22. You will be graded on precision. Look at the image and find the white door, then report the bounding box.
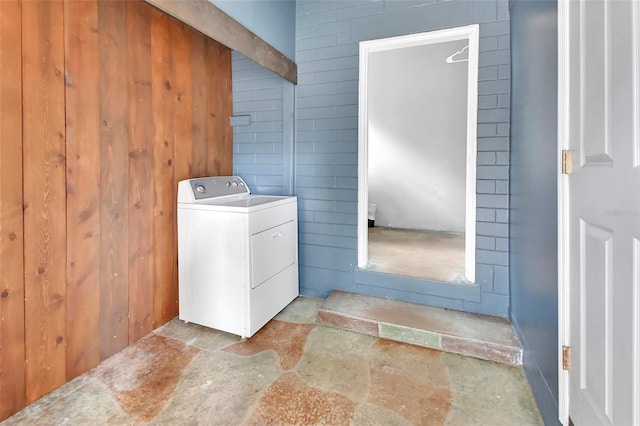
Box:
[561,0,640,424]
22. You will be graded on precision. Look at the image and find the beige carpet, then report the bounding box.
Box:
[368,227,468,283]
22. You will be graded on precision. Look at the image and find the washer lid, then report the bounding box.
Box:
[204,195,290,208]
[179,194,296,213]
[178,176,250,203]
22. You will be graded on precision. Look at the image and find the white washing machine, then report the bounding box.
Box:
[177,176,299,338]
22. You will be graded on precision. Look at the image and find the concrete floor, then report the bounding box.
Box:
[2,297,541,425]
[368,227,468,283]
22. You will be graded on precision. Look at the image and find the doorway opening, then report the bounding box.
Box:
[357,25,479,284]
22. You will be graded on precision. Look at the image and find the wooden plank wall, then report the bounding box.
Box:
[22,0,68,403]
[0,0,26,419]
[0,0,232,419]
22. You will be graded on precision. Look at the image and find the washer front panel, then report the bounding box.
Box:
[177,176,299,338]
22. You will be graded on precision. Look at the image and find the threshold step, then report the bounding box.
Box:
[317,290,523,366]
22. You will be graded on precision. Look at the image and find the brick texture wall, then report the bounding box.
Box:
[232,52,293,195]
[233,0,511,317]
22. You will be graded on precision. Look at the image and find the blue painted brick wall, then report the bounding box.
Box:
[232,1,512,316]
[232,52,288,195]
[294,0,512,317]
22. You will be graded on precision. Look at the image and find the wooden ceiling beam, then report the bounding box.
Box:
[144,0,297,84]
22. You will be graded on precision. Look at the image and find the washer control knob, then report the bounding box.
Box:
[232,182,238,187]
[226,182,231,187]
[195,184,206,194]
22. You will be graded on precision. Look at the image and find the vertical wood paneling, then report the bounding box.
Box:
[64,0,101,379]
[205,40,233,177]
[126,0,155,344]
[172,21,194,183]
[150,9,176,327]
[22,0,68,403]
[1,0,233,419]
[0,0,25,418]
[190,32,208,177]
[98,0,129,360]
[219,43,233,175]
[206,39,222,177]
[171,21,193,316]
[219,47,233,176]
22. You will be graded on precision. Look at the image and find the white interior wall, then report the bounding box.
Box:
[368,40,469,232]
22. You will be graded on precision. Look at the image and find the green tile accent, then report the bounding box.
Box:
[379,323,441,349]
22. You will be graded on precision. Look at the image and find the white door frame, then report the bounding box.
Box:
[557,0,570,423]
[357,25,479,283]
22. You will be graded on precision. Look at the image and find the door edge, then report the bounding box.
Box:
[557,0,571,424]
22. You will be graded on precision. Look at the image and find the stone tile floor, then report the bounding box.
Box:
[318,291,523,365]
[2,297,542,425]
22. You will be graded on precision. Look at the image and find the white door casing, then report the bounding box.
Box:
[559,0,640,424]
[357,25,479,283]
